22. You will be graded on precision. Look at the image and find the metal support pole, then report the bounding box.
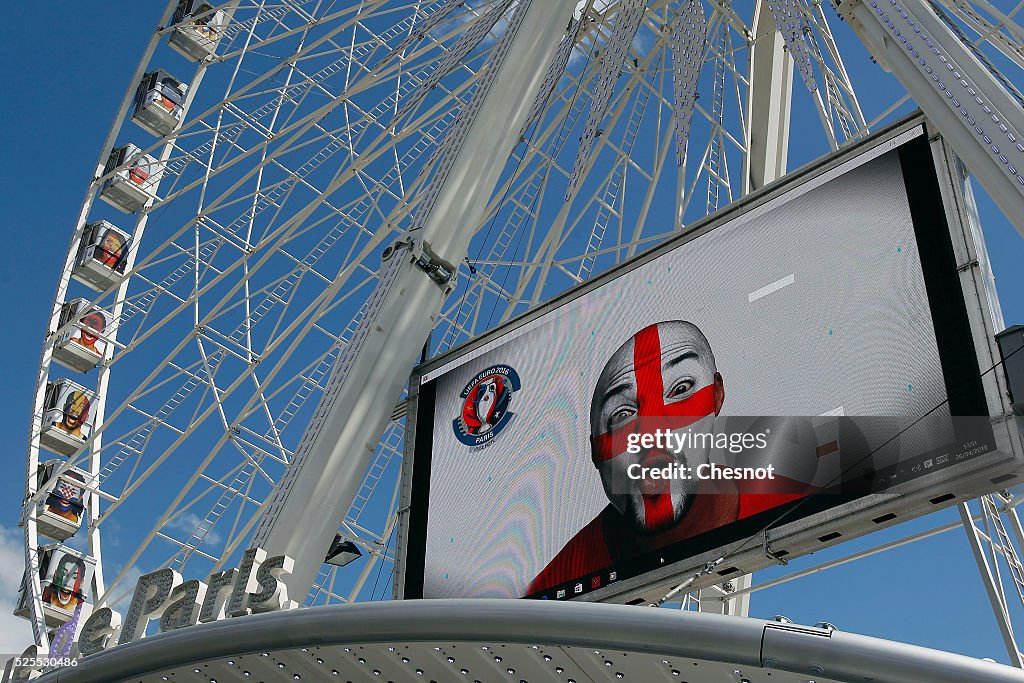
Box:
[250,0,580,599]
[742,0,795,194]
[960,502,1024,667]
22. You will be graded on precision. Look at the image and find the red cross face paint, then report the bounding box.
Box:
[590,321,723,533]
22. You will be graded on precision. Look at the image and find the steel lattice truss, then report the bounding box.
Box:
[18,0,1024,651]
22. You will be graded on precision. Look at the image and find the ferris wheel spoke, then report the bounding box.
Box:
[931,0,1024,69]
[494,35,679,311]
[95,383,210,473]
[456,114,596,333]
[88,353,293,525]
[566,0,647,193]
[232,388,297,449]
[97,425,264,603]
[807,4,868,137]
[622,107,676,261]
[345,420,405,527]
[210,4,366,67]
[92,223,401,536]
[394,0,516,122]
[118,448,260,544]
[220,452,270,556]
[152,93,373,214]
[167,6,372,171]
[111,204,359,368]
[231,422,292,466]
[575,60,661,277]
[371,0,467,71]
[157,6,496,215]
[164,446,275,569]
[156,532,220,564]
[153,76,466,254]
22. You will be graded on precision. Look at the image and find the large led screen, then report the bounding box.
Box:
[403,126,998,601]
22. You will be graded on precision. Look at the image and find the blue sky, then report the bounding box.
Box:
[1,0,1024,666]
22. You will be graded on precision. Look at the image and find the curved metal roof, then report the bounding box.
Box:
[29,599,1024,682]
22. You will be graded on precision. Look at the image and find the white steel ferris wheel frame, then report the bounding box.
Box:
[16,0,1024,662]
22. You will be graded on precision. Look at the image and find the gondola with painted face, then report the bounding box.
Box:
[39,380,97,456]
[132,70,188,137]
[98,144,163,214]
[52,299,111,372]
[71,221,131,292]
[34,461,90,541]
[169,1,229,61]
[15,546,96,627]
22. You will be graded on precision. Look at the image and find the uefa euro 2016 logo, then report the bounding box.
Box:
[453,365,521,447]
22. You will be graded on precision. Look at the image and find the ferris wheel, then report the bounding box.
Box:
[16,0,1024,663]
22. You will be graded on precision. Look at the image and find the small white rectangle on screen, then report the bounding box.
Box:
[748,273,795,302]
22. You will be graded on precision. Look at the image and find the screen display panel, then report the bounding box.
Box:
[403,125,998,601]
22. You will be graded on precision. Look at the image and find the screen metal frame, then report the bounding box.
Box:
[395,113,1022,603]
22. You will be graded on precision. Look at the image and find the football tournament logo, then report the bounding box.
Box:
[453,365,521,447]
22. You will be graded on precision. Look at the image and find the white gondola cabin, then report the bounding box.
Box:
[14,545,96,627]
[98,144,162,213]
[35,461,90,541]
[71,221,131,291]
[132,70,188,137]
[52,299,111,372]
[39,379,97,456]
[169,1,230,61]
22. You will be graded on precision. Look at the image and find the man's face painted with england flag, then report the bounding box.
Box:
[590,321,724,533]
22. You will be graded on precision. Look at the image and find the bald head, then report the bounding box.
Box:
[590,320,719,439]
[588,320,725,532]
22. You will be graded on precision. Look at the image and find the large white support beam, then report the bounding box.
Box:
[743,0,795,194]
[250,0,580,600]
[835,0,1024,236]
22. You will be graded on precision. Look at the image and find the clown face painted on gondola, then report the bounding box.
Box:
[98,229,127,271]
[58,391,91,439]
[45,471,87,524]
[42,555,86,613]
[70,311,107,355]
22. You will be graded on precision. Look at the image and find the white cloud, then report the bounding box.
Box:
[0,526,36,654]
[632,23,654,54]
